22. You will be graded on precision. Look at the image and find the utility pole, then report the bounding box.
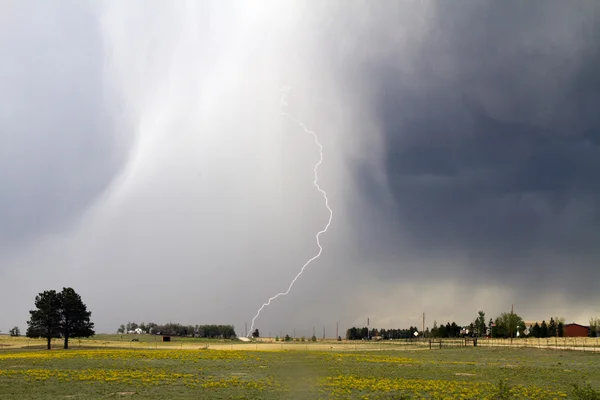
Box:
[336,321,339,340]
[245,322,247,337]
[313,327,315,338]
[422,313,426,339]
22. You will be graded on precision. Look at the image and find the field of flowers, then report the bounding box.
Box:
[0,347,599,399]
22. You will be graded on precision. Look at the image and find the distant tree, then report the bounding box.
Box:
[9,326,21,337]
[311,335,317,342]
[252,329,260,338]
[275,336,279,342]
[494,312,525,338]
[450,322,460,338]
[475,311,486,337]
[532,322,541,338]
[431,321,439,338]
[337,336,342,341]
[540,320,548,338]
[488,318,494,337]
[438,323,448,338]
[548,318,557,337]
[26,290,62,349]
[147,322,157,334]
[26,288,94,349]
[301,336,306,342]
[117,325,125,334]
[589,318,600,338]
[558,322,564,338]
[57,288,95,349]
[284,334,291,342]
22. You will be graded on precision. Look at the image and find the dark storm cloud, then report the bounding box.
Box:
[347,1,600,292]
[0,2,131,250]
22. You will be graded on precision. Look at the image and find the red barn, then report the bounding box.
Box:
[563,323,590,337]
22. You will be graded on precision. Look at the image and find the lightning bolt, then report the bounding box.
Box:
[248,88,333,336]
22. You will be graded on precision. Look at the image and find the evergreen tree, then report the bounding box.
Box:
[26,290,62,349]
[450,322,459,337]
[58,288,95,349]
[589,318,600,337]
[558,322,564,337]
[548,318,557,337]
[540,320,548,338]
[475,311,486,337]
[26,288,95,350]
[439,323,448,338]
[431,321,439,338]
[532,322,541,338]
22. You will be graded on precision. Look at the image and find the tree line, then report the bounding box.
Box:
[117,321,236,339]
[346,326,421,340]
[345,310,592,340]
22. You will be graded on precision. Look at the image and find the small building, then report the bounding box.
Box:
[563,323,589,337]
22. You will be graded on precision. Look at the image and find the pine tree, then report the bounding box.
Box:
[26,290,62,349]
[26,288,95,349]
[532,322,541,338]
[558,322,564,337]
[548,318,557,337]
[540,320,548,338]
[476,311,486,337]
[59,288,95,349]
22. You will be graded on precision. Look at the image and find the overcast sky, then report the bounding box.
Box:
[1,0,599,337]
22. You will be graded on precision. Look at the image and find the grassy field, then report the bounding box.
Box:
[3,334,600,352]
[1,344,600,399]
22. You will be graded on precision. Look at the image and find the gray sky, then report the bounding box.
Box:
[1,0,599,337]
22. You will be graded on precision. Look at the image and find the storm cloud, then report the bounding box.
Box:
[351,1,600,293]
[1,0,599,336]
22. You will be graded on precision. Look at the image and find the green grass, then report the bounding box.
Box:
[1,346,599,399]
